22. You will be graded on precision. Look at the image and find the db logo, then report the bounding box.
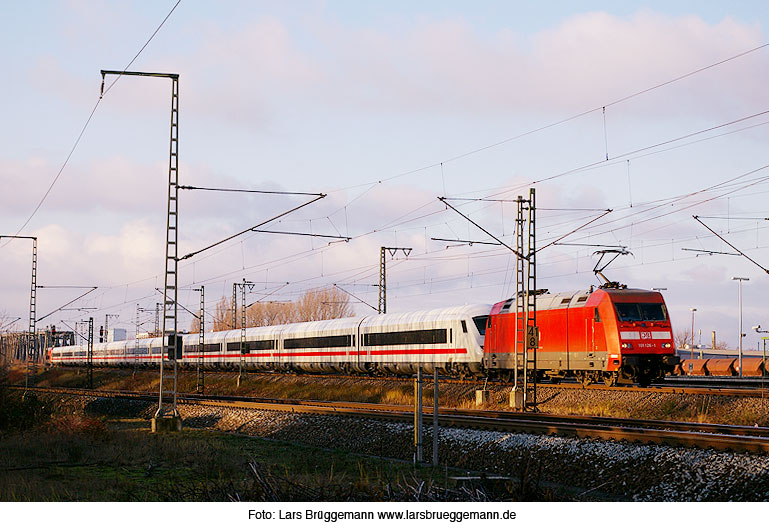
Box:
[640,331,651,340]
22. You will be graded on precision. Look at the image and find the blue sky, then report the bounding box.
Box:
[1,1,768,347]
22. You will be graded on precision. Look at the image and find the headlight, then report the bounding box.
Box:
[621,343,633,349]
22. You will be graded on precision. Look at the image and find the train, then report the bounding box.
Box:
[48,284,678,386]
[484,286,678,386]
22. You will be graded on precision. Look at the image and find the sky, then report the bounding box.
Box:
[1,0,768,348]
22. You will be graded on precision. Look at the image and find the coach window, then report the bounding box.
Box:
[284,335,352,349]
[363,329,447,346]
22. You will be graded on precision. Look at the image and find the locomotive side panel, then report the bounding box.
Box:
[537,302,569,371]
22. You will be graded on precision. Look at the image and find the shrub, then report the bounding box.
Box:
[0,389,49,432]
[45,415,110,440]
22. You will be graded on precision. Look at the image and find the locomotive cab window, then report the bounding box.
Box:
[615,303,668,322]
[473,316,488,336]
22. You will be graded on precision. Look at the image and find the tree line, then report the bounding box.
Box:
[191,287,356,332]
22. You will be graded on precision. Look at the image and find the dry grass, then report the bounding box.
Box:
[45,415,110,440]
[16,365,769,426]
[0,411,529,501]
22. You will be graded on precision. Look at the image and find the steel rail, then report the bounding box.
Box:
[45,365,769,397]
[14,386,769,454]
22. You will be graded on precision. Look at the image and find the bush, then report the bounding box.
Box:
[45,415,109,440]
[0,389,49,432]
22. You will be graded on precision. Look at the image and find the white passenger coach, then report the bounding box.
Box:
[49,304,492,378]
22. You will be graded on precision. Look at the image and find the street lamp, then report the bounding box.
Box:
[731,277,750,376]
[689,308,697,360]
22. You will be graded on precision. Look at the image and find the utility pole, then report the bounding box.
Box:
[689,308,697,360]
[379,247,412,314]
[732,277,749,376]
[195,286,205,394]
[432,368,439,466]
[101,69,181,431]
[414,366,423,464]
[103,313,118,343]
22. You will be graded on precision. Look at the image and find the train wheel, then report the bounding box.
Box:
[579,373,592,387]
[603,373,617,387]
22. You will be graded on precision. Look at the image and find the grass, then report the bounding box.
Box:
[0,414,522,501]
[0,380,535,501]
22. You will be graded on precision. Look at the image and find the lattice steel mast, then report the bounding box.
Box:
[378,247,412,314]
[513,190,537,410]
[233,279,253,386]
[101,70,181,422]
[0,235,38,392]
[87,317,94,389]
[196,285,205,393]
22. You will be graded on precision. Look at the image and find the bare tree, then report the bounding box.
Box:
[210,287,354,332]
[674,329,691,349]
[212,297,230,332]
[247,302,296,327]
[294,287,354,322]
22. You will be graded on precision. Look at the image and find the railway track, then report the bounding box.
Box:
[14,385,769,455]
[42,365,769,397]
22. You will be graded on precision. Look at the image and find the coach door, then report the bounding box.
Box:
[355,317,369,370]
[274,327,285,366]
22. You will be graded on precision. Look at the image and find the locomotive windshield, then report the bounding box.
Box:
[615,303,667,322]
[472,316,488,336]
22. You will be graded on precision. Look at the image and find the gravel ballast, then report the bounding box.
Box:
[42,392,769,501]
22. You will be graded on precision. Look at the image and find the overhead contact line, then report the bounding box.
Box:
[177,185,324,197]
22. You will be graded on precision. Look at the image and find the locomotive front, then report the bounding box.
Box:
[600,288,678,385]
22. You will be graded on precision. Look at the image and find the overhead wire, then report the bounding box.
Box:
[24,37,769,322]
[71,42,769,300]
[1,0,183,248]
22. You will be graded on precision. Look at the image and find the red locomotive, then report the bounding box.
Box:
[483,285,678,386]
